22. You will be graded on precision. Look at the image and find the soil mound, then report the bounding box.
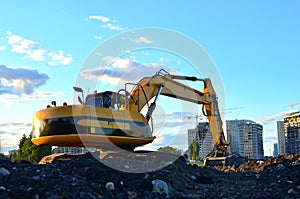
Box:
[0,153,299,198]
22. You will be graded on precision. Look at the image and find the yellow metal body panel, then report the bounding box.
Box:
[77,119,131,130]
[31,105,154,149]
[32,134,155,149]
[33,105,148,123]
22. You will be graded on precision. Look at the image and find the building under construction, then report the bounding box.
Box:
[187,122,214,159]
[284,111,300,154]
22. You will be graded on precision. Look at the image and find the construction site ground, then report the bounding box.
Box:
[0,152,299,199]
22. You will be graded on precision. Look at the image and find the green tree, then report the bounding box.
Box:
[157,146,182,155]
[10,133,52,163]
[189,140,199,160]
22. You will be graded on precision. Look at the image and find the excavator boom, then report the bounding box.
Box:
[127,69,229,155]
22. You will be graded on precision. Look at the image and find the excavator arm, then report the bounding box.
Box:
[127,69,229,158]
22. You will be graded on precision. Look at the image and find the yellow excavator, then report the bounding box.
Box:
[31,69,235,165]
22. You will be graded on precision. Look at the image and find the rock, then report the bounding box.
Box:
[194,176,214,184]
[105,182,115,190]
[32,176,40,181]
[264,188,268,192]
[127,191,137,198]
[0,167,10,176]
[257,160,265,167]
[277,164,285,170]
[288,188,298,195]
[152,179,169,198]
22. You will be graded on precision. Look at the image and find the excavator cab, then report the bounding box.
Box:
[85,91,126,110]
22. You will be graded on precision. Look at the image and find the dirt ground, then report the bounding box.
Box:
[0,152,299,199]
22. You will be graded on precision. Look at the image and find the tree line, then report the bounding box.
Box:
[8,134,200,163]
[10,134,51,163]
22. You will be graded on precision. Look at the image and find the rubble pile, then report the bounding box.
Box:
[215,153,300,173]
[0,153,299,199]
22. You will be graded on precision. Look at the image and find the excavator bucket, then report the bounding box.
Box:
[204,155,243,167]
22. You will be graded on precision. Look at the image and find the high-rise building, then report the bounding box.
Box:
[273,143,278,157]
[284,112,300,154]
[226,120,264,159]
[277,121,285,155]
[188,122,214,159]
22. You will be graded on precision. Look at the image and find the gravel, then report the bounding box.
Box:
[0,153,299,199]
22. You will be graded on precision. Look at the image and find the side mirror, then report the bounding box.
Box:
[73,87,83,92]
[73,86,84,104]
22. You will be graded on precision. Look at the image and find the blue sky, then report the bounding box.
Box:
[0,1,299,155]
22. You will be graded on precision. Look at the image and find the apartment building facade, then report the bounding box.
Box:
[284,112,300,154]
[226,120,264,159]
[277,121,286,155]
[52,146,87,154]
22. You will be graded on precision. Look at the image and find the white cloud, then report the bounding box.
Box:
[151,133,166,145]
[7,31,46,61]
[263,136,278,143]
[122,49,131,54]
[95,35,103,40]
[5,32,72,65]
[0,122,31,131]
[89,15,110,23]
[135,36,153,44]
[88,15,125,32]
[152,111,195,131]
[0,90,65,105]
[30,48,46,61]
[0,65,49,95]
[102,56,137,68]
[80,57,164,85]
[48,50,73,66]
[0,122,32,154]
[138,133,189,152]
[0,45,6,51]
[101,23,125,31]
